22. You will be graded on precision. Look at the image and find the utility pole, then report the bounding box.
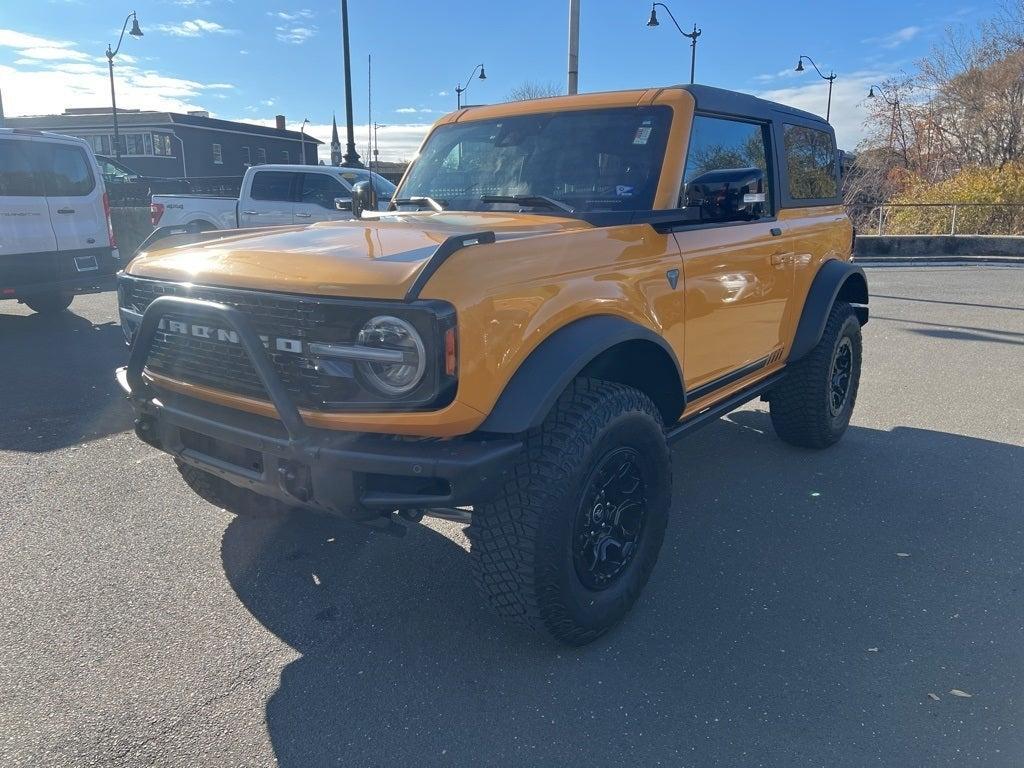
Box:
[340,0,362,167]
[0,88,5,128]
[567,0,580,95]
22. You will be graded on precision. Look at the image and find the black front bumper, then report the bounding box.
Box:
[118,295,520,520]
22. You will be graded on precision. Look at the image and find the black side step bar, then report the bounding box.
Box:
[665,371,784,444]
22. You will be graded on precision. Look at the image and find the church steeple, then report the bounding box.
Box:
[330,113,342,166]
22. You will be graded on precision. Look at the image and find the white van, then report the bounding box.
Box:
[0,129,118,314]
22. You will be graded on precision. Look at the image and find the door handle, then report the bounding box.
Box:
[242,210,258,215]
[57,208,75,214]
[770,227,783,237]
[295,212,311,218]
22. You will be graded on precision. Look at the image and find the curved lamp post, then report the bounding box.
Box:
[647,3,701,85]
[106,11,143,160]
[299,118,310,165]
[455,64,486,109]
[867,84,903,155]
[795,55,836,122]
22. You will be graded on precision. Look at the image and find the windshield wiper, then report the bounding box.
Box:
[480,195,575,213]
[390,196,446,212]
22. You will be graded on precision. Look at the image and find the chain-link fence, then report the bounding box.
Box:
[867,203,1024,236]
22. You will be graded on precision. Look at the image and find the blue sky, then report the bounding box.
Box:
[0,0,998,161]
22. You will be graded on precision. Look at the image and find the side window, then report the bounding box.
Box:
[681,115,772,222]
[299,173,346,208]
[256,148,267,165]
[0,139,43,196]
[783,124,837,200]
[41,144,96,197]
[212,143,223,165]
[249,171,296,202]
[241,146,251,166]
[282,150,289,163]
[371,173,396,200]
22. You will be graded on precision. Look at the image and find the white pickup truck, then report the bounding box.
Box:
[149,164,397,235]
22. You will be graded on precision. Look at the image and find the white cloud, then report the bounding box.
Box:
[269,10,314,21]
[242,118,432,162]
[756,70,888,149]
[0,56,231,118]
[395,107,435,115]
[863,26,921,49]
[154,19,234,37]
[13,47,89,62]
[0,29,73,49]
[437,90,449,97]
[0,28,90,63]
[275,25,316,44]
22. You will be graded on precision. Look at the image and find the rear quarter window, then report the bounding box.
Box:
[41,143,96,196]
[0,138,43,196]
[250,171,297,201]
[783,124,837,200]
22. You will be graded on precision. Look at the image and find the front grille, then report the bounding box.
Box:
[123,278,356,409]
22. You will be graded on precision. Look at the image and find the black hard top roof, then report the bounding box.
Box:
[675,84,829,127]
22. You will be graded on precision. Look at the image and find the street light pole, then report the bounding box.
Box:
[567,0,580,95]
[339,0,362,167]
[106,11,143,160]
[867,84,901,156]
[455,64,487,109]
[647,3,701,85]
[299,118,309,165]
[796,55,837,122]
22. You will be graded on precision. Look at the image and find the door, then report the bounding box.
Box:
[37,141,107,252]
[0,137,57,258]
[673,114,795,396]
[294,172,351,223]
[240,170,297,226]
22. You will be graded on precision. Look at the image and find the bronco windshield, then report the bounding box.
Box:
[397,106,672,213]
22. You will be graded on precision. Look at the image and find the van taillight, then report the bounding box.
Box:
[151,202,165,227]
[103,191,117,249]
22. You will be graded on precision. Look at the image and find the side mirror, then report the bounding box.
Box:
[684,167,767,223]
[334,197,353,211]
[350,180,378,219]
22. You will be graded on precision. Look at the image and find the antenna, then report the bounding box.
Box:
[367,53,372,173]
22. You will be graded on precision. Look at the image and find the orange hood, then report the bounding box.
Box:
[126,212,590,300]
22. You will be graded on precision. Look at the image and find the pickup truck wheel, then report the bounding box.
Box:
[24,292,73,314]
[469,378,671,646]
[769,301,862,449]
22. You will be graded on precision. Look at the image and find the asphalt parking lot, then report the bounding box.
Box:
[2,265,1022,767]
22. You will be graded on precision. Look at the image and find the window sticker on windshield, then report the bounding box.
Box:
[615,185,635,197]
[633,126,653,145]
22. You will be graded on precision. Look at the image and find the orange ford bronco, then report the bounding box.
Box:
[117,85,867,644]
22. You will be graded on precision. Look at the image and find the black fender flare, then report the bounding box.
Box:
[788,260,869,363]
[477,315,684,434]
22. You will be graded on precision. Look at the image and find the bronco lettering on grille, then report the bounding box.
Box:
[157,318,302,353]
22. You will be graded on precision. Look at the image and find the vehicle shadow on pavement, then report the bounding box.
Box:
[220,412,1024,767]
[0,310,132,452]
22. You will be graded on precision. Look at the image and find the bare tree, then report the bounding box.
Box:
[857,1,1024,183]
[505,81,563,102]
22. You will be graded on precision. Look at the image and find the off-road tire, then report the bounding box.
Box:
[24,292,73,315]
[769,301,862,448]
[175,459,284,516]
[469,378,672,645]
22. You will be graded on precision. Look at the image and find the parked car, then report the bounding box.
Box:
[115,85,868,644]
[0,128,118,314]
[95,154,175,186]
[145,164,397,246]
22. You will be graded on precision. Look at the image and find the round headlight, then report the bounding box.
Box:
[356,315,426,396]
